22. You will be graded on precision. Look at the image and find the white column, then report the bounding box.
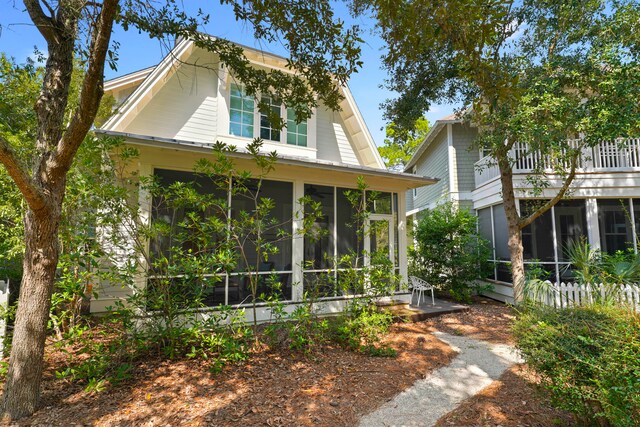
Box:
[135,162,154,293]
[629,198,638,254]
[291,179,305,301]
[447,123,458,204]
[586,198,601,250]
[550,206,560,283]
[398,191,409,287]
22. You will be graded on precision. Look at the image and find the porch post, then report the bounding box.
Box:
[135,162,154,293]
[398,191,409,287]
[586,198,601,250]
[291,179,305,301]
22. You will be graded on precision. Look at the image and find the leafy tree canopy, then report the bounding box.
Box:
[378,116,430,170]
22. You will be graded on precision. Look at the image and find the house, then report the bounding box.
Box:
[404,115,479,218]
[93,38,436,320]
[407,115,640,302]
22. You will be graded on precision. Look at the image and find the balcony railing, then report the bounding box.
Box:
[474,137,640,187]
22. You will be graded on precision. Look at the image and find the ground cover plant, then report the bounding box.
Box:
[514,304,640,426]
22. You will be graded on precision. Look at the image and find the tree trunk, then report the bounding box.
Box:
[498,157,526,304]
[2,203,62,419]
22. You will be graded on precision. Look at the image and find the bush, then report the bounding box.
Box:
[514,304,640,426]
[331,303,396,357]
[410,202,492,302]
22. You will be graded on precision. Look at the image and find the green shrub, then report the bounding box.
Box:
[410,202,492,303]
[331,303,396,357]
[514,304,640,426]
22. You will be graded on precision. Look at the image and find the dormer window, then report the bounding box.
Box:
[228,83,309,146]
[229,84,254,138]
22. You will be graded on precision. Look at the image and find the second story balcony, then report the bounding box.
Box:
[474,138,640,187]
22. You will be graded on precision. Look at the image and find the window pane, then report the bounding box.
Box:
[598,199,633,254]
[371,191,392,214]
[260,96,282,142]
[304,184,335,270]
[229,84,254,138]
[285,107,307,146]
[287,133,296,145]
[297,135,307,147]
[304,272,336,298]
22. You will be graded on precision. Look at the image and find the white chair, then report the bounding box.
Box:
[409,276,435,306]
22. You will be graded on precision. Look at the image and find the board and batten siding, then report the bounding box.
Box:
[412,130,450,212]
[452,124,479,194]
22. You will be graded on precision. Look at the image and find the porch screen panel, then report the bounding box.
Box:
[554,200,587,262]
[150,169,228,306]
[520,201,555,262]
[230,178,293,302]
[337,187,363,267]
[492,204,510,261]
[303,184,335,269]
[598,199,634,254]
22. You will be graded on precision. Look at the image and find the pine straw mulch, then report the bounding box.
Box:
[431,297,577,427]
[6,321,455,427]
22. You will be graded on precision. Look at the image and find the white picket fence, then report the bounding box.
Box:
[0,280,9,355]
[527,281,640,312]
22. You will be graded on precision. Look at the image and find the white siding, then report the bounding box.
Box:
[123,50,219,144]
[316,106,360,165]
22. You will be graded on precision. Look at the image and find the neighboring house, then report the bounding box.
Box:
[93,38,436,320]
[404,115,479,219]
[408,114,640,302]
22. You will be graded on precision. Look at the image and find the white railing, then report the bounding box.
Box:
[526,281,640,312]
[474,138,640,187]
[474,155,500,186]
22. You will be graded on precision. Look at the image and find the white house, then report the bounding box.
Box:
[407,114,640,301]
[93,38,436,320]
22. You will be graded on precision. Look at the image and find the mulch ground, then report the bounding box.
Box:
[3,297,576,426]
[4,321,455,426]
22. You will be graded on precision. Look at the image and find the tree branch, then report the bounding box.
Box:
[23,0,58,44]
[518,147,581,229]
[0,135,47,212]
[54,0,118,171]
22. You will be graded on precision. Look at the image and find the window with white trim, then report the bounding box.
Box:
[260,95,282,142]
[412,167,418,198]
[229,84,254,138]
[286,108,308,147]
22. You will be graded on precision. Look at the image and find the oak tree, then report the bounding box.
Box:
[0,0,361,419]
[355,0,640,301]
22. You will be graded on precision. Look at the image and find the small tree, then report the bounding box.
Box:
[378,116,430,170]
[411,202,492,302]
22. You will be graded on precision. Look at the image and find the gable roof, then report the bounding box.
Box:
[100,37,385,169]
[404,114,463,172]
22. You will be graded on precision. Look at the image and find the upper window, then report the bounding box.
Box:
[229,84,254,138]
[286,108,308,147]
[260,95,282,142]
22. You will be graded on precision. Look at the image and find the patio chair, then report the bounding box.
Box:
[409,276,435,306]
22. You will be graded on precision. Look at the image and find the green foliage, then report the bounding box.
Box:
[566,238,640,285]
[331,303,395,357]
[379,116,430,169]
[411,202,492,303]
[514,304,640,425]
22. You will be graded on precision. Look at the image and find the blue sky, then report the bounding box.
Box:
[0,1,453,146]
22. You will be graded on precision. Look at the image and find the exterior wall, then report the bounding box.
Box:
[315,106,359,164]
[452,124,479,196]
[108,48,368,167]
[409,130,450,213]
[124,49,219,143]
